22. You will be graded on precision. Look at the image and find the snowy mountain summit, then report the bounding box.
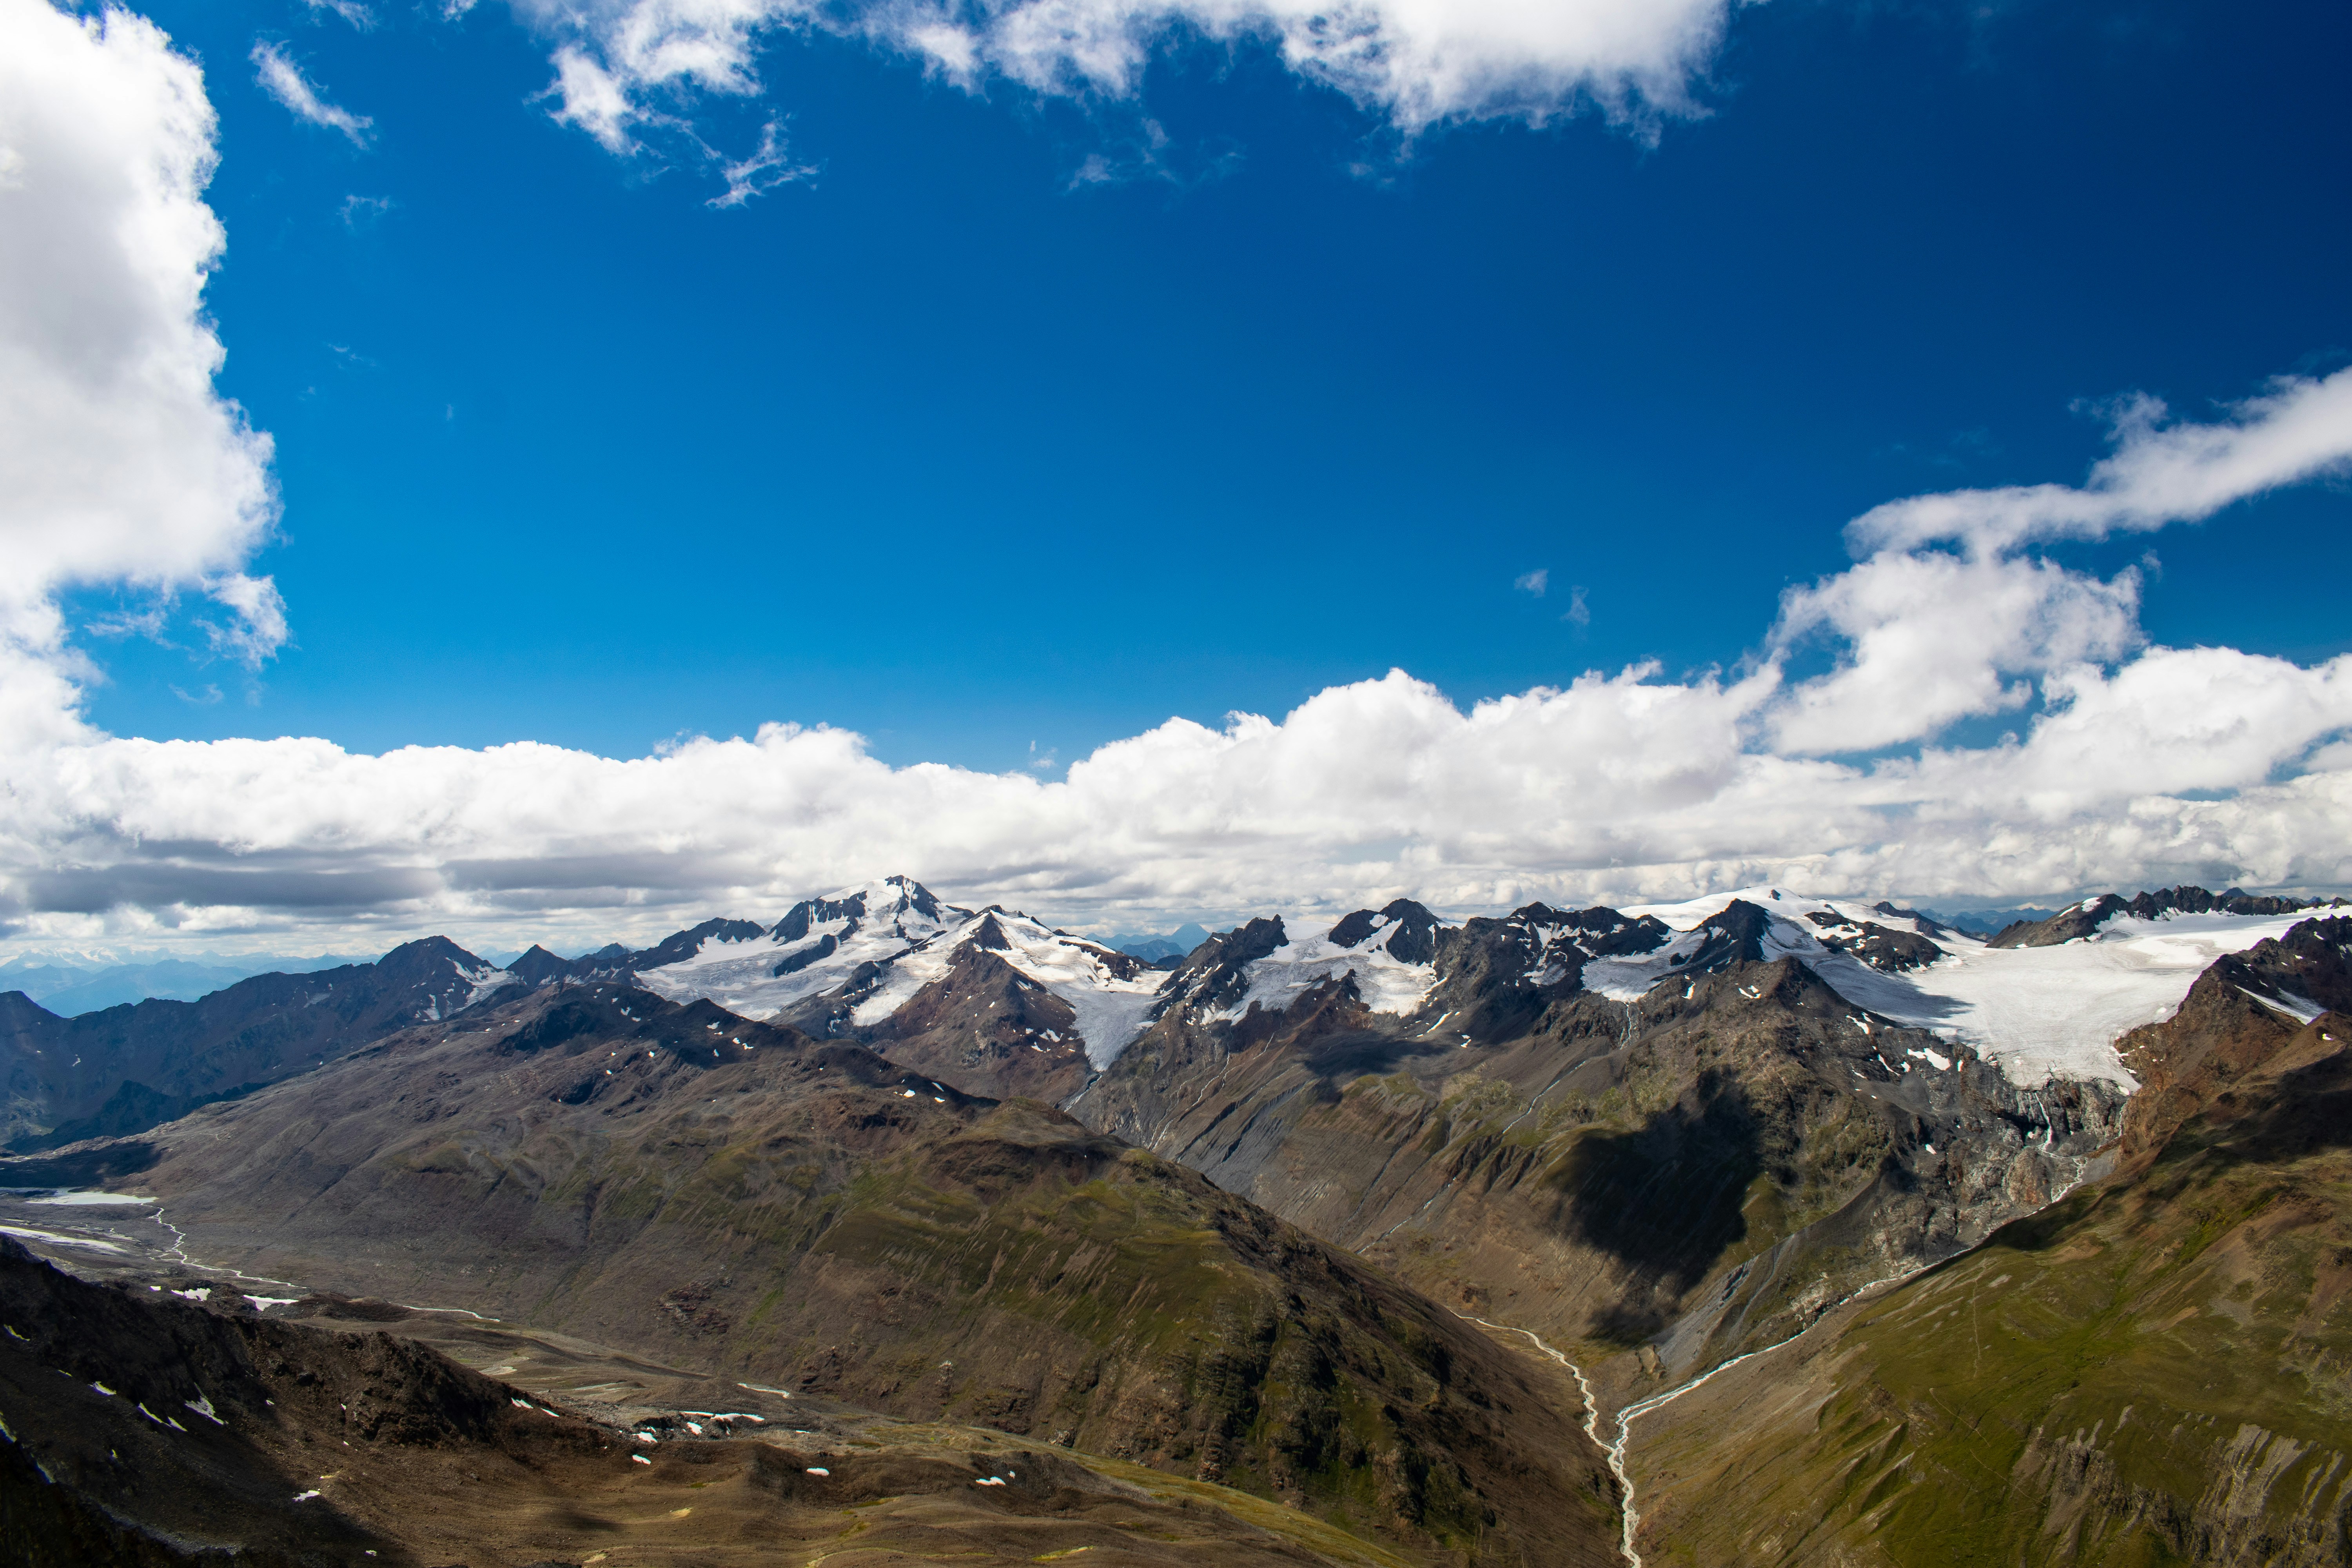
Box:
[509,877,2341,1094]
[610,877,1162,1078]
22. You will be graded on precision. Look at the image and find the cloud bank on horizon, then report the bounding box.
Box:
[3,0,2350,954]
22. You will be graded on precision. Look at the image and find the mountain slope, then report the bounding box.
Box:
[1080,921,2122,1378]
[0,936,517,1149]
[120,982,1622,1567]
[0,1235,1427,1568]
[1626,914,2352,1566]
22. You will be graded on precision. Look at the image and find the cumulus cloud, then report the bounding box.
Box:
[5,348,2319,951]
[512,0,1733,194]
[251,40,374,145]
[3,0,2350,954]
[0,0,284,743]
[1764,368,2352,759]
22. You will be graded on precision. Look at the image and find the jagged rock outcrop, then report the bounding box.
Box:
[1802,910,1945,972]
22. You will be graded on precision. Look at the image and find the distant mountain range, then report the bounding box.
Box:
[1,876,2345,1564]
[0,951,373,1016]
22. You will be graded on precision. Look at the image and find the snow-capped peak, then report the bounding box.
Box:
[630,880,1165,1067]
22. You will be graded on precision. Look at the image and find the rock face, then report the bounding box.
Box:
[126,983,1622,1568]
[0,936,516,1150]
[1076,940,2122,1376]
[1800,910,1945,972]
[868,938,1096,1103]
[1624,918,2352,1566]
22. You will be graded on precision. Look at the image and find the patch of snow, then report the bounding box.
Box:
[1218,917,1438,1024]
[632,1454,653,1465]
[1583,926,1711,1000]
[637,878,959,1021]
[23,1191,155,1207]
[459,962,519,1011]
[245,1295,300,1311]
[806,1466,829,1476]
[0,1224,127,1254]
[2238,986,2327,1024]
[641,885,1166,1068]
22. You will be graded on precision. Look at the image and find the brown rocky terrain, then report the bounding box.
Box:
[862,918,1110,1105]
[102,984,1621,1568]
[1073,906,2121,1380]
[0,1234,1435,1568]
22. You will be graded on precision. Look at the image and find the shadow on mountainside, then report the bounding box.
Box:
[1551,1071,1765,1343]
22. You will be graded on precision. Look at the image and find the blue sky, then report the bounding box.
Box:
[4,0,2350,951]
[73,0,2352,773]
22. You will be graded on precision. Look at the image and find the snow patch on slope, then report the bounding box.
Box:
[1220,917,1438,1021]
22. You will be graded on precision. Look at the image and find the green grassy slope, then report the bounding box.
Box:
[1635,1009,2352,1567]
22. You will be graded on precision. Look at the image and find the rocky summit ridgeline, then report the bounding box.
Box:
[0,876,2345,1567]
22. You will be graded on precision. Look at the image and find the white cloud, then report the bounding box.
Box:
[1,353,2323,949]
[0,0,284,748]
[706,118,814,207]
[1514,568,1548,596]
[1849,367,2352,559]
[301,0,377,29]
[515,0,1735,196]
[1768,552,2143,755]
[1764,369,2352,758]
[1563,584,1590,628]
[251,40,374,145]
[3,0,2350,952]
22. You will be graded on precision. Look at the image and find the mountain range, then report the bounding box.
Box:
[0,875,2343,1564]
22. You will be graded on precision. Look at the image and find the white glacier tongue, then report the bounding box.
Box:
[633,878,1165,1068]
[1611,886,2314,1087]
